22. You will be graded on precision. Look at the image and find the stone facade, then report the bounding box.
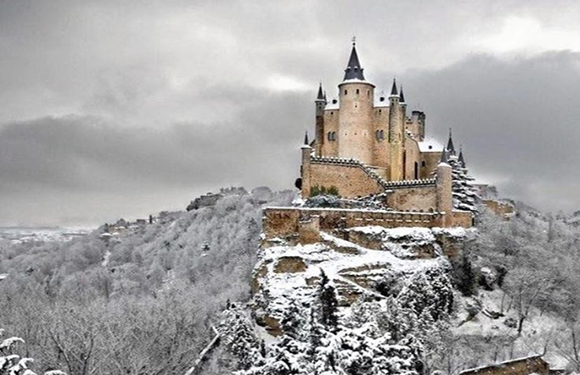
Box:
[262,207,472,245]
[298,42,475,228]
[311,43,441,183]
[459,356,554,375]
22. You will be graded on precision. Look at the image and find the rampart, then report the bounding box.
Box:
[459,356,551,375]
[263,206,472,242]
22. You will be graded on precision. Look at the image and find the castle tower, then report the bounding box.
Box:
[314,83,326,156]
[388,80,405,180]
[436,148,453,225]
[337,41,375,165]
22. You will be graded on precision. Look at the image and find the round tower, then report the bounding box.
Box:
[337,42,375,165]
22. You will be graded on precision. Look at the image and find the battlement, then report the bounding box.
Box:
[262,206,472,244]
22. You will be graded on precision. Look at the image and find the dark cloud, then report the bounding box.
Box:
[1,0,580,225]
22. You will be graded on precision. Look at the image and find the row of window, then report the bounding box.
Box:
[327,130,387,141]
[344,89,371,97]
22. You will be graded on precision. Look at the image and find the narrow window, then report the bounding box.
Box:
[414,162,419,180]
[327,132,331,141]
[344,90,347,95]
[421,161,426,167]
[356,89,360,94]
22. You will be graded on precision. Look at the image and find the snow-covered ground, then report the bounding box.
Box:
[0,226,93,244]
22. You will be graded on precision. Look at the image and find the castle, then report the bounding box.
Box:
[263,42,473,243]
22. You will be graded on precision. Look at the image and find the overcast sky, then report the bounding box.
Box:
[1,0,580,226]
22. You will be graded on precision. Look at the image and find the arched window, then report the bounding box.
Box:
[380,130,384,140]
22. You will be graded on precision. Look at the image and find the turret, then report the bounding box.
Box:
[388,79,404,180]
[458,147,466,168]
[314,83,326,155]
[337,41,375,165]
[301,132,312,197]
[436,148,453,221]
[446,129,456,156]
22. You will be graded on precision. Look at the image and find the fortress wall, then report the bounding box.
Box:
[386,185,438,211]
[451,210,474,227]
[309,162,383,198]
[420,151,441,179]
[404,137,422,180]
[321,109,339,157]
[263,207,445,240]
[459,356,549,375]
[372,105,390,168]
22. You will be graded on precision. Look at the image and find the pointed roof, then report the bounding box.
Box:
[390,79,398,97]
[399,86,406,103]
[458,147,466,167]
[304,131,309,145]
[446,128,456,155]
[343,42,365,81]
[316,83,324,100]
[440,147,449,164]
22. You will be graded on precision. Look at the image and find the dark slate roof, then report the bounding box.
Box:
[390,79,398,96]
[399,86,406,103]
[458,149,466,167]
[304,131,309,145]
[446,129,456,155]
[343,44,365,81]
[440,148,449,164]
[317,83,324,100]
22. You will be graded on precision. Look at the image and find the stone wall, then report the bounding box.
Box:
[459,356,550,375]
[420,151,441,179]
[483,199,515,219]
[309,161,384,198]
[386,184,437,211]
[263,207,449,241]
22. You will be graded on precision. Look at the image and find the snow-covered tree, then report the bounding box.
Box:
[448,151,480,214]
[0,329,65,375]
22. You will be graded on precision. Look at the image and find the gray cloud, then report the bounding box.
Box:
[1,0,580,225]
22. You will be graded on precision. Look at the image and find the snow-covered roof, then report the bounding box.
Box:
[418,138,444,153]
[339,78,375,86]
[373,95,389,108]
[325,99,339,110]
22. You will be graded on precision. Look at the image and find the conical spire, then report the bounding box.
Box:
[304,131,309,145]
[399,85,406,103]
[446,128,456,155]
[343,40,365,81]
[390,79,398,96]
[316,83,324,100]
[458,147,466,167]
[440,147,449,164]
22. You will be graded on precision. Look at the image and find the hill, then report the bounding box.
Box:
[1,189,580,374]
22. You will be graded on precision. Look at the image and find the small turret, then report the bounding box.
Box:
[439,147,449,164]
[399,86,406,104]
[446,129,456,156]
[343,40,365,81]
[458,147,466,168]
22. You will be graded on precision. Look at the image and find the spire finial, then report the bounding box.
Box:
[343,40,365,81]
[352,35,356,46]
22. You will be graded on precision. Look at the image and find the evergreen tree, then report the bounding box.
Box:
[318,270,339,331]
[448,153,480,214]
